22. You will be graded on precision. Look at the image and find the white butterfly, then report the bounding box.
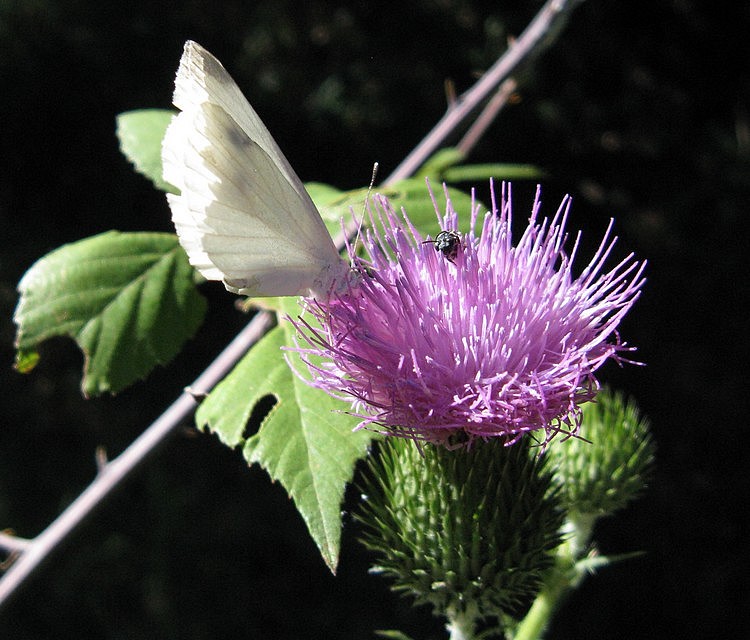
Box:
[162,40,352,299]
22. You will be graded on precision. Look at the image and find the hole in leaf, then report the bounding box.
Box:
[241,394,278,440]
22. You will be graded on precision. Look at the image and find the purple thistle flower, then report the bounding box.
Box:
[292,183,645,447]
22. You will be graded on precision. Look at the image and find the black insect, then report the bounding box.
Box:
[423,230,462,263]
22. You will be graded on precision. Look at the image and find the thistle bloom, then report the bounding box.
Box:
[293,183,645,447]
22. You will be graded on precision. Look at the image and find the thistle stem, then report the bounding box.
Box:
[513,567,571,640]
[513,515,594,640]
[446,603,479,640]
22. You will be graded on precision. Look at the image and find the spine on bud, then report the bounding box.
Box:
[356,438,565,628]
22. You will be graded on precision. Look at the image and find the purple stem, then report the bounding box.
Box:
[384,0,581,184]
[0,312,274,609]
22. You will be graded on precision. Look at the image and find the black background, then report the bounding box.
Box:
[1,1,748,638]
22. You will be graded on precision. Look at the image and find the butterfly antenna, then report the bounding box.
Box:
[350,162,378,266]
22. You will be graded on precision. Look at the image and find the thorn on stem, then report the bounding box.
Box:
[184,386,208,401]
[95,446,108,474]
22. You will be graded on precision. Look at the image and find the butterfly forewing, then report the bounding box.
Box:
[173,41,308,204]
[163,40,348,298]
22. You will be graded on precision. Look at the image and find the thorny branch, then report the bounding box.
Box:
[0,312,275,609]
[383,0,583,184]
[0,0,583,613]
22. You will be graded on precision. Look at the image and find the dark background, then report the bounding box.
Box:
[1,0,747,638]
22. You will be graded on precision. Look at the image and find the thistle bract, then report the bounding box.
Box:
[545,388,655,519]
[293,183,645,446]
[357,437,564,621]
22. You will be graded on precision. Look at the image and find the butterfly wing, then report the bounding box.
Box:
[162,40,348,298]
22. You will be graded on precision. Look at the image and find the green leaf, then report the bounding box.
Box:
[414,147,467,178]
[306,181,346,209]
[443,162,546,183]
[413,148,546,184]
[305,182,353,239]
[312,178,478,242]
[14,231,206,396]
[14,349,39,374]
[383,178,478,236]
[116,109,178,193]
[196,321,374,573]
[576,550,646,575]
[374,631,418,640]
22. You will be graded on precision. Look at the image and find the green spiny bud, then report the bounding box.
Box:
[544,387,655,520]
[356,438,564,623]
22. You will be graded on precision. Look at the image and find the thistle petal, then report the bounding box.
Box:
[291,183,645,447]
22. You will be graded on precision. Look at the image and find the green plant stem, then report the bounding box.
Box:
[512,564,571,640]
[513,514,596,640]
[446,603,479,640]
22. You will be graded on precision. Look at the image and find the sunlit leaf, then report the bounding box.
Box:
[14,231,205,395]
[443,162,546,183]
[116,109,178,193]
[196,318,374,572]
[414,146,466,178]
